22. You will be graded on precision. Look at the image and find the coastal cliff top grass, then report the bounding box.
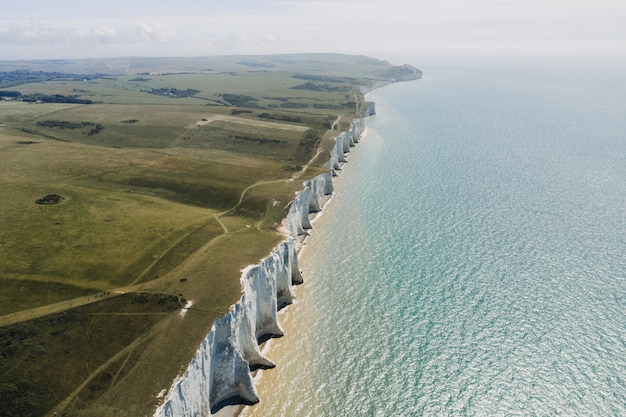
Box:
[0,53,421,417]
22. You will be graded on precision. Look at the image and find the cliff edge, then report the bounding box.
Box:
[154,105,373,417]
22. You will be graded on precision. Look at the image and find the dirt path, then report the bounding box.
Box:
[0,288,136,328]
[45,319,167,417]
[130,214,219,285]
[215,146,323,221]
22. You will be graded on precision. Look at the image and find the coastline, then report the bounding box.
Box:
[217,198,333,417]
[236,65,626,416]
[238,109,381,417]
[222,80,417,417]
[153,105,374,417]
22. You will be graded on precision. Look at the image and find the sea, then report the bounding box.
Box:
[241,61,626,416]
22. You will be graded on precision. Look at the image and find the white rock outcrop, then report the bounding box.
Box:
[154,106,373,417]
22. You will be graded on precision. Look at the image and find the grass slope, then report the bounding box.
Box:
[0,54,421,417]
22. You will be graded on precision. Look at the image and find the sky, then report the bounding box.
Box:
[2,0,625,65]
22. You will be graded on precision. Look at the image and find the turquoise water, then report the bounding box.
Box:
[245,64,626,416]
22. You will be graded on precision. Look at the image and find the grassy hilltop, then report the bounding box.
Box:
[0,54,421,417]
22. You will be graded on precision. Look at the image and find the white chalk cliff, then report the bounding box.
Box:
[154,104,374,417]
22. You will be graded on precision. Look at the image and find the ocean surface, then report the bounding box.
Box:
[242,63,626,416]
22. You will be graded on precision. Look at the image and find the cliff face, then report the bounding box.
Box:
[154,105,373,417]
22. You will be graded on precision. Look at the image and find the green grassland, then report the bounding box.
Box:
[0,54,421,417]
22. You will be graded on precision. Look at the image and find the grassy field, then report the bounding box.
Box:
[0,54,421,417]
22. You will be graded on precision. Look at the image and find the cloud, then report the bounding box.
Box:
[137,20,178,43]
[1,0,625,63]
[93,25,118,42]
[1,22,70,45]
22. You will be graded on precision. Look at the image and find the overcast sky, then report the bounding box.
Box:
[2,0,625,65]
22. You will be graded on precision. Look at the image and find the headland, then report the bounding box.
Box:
[0,54,420,416]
